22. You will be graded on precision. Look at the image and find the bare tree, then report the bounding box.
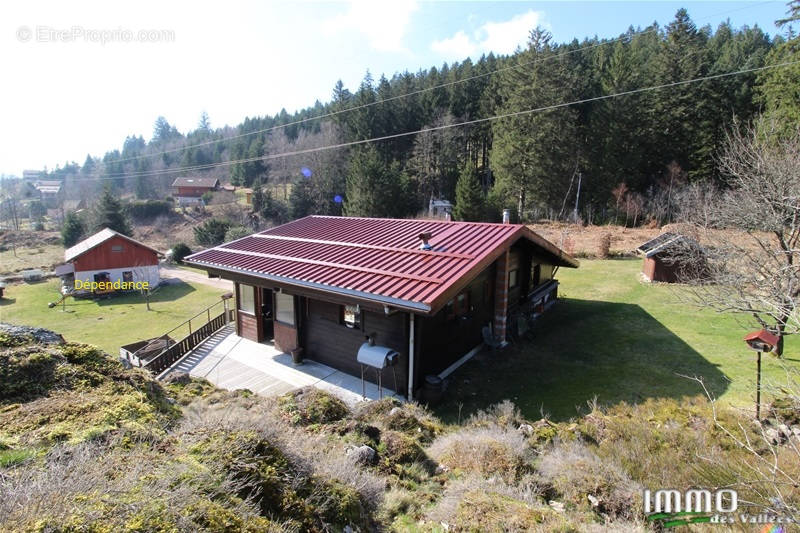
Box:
[675,118,800,356]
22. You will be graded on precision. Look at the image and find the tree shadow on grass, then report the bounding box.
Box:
[434,298,729,423]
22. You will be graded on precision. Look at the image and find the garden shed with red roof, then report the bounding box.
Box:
[186,216,578,400]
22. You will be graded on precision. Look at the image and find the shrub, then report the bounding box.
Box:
[126,200,172,220]
[0,348,60,402]
[598,232,612,259]
[171,242,192,263]
[201,191,214,205]
[426,475,550,530]
[224,225,251,242]
[538,440,642,520]
[428,425,531,482]
[194,218,230,246]
[378,430,427,468]
[277,387,349,426]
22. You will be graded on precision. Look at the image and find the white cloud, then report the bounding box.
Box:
[324,0,418,53]
[431,10,545,59]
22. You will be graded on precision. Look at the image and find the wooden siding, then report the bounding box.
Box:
[304,298,409,388]
[274,321,298,352]
[417,266,494,378]
[174,186,213,197]
[71,235,158,272]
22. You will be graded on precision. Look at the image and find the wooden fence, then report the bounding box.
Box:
[143,309,234,375]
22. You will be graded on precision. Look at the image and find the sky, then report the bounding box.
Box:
[0,1,789,176]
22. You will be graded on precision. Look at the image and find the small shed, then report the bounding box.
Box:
[637,232,703,283]
[57,228,161,295]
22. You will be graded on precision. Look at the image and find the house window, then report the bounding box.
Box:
[342,305,361,329]
[446,290,470,321]
[456,291,470,316]
[445,300,455,321]
[275,292,295,326]
[111,245,123,252]
[238,284,255,314]
[122,271,133,282]
[509,269,519,289]
[532,264,541,287]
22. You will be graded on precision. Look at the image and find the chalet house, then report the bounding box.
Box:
[34,180,63,208]
[637,232,705,283]
[56,228,161,294]
[171,177,219,206]
[186,216,578,400]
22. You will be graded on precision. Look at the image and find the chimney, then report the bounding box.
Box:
[418,232,433,251]
[502,209,511,224]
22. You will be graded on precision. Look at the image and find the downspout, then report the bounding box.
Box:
[407,313,415,401]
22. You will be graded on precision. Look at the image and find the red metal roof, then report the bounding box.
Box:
[186,216,578,314]
[743,329,780,347]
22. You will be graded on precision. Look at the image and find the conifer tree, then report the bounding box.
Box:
[61,211,85,247]
[93,185,131,236]
[453,164,485,221]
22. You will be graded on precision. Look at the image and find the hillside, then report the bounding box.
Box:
[2,323,799,531]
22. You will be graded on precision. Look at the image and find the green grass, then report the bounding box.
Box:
[0,244,63,275]
[435,258,799,422]
[0,278,227,355]
[0,447,36,467]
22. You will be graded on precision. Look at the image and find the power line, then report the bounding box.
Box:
[104,0,777,166]
[66,59,799,183]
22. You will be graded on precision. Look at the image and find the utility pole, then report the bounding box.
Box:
[573,171,582,222]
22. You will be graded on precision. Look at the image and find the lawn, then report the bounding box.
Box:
[0,244,64,275]
[435,258,799,422]
[0,278,227,355]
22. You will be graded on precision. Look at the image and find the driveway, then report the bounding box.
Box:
[160,265,233,291]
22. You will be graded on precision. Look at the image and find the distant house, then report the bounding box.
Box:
[22,169,44,182]
[56,228,161,295]
[637,232,705,283]
[171,177,219,206]
[34,180,63,208]
[186,215,578,400]
[428,197,453,219]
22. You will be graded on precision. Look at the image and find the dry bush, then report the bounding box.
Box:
[538,440,642,521]
[597,232,612,259]
[428,424,532,482]
[0,440,280,532]
[425,475,551,531]
[180,396,385,509]
[277,386,349,426]
[466,399,527,429]
[585,396,757,493]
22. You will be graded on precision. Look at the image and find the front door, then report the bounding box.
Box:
[261,288,274,341]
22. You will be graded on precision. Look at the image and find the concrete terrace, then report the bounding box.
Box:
[163,325,404,406]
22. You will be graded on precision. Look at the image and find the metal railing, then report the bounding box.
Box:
[143,308,234,375]
[130,297,234,374]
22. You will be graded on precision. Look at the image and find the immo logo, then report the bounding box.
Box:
[644,488,737,527]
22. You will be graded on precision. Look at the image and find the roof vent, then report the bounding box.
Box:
[418,232,433,251]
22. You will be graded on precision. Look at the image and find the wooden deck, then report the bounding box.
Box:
[164,325,403,405]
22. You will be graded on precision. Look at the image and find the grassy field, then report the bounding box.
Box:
[0,244,63,275]
[435,258,799,422]
[0,278,227,355]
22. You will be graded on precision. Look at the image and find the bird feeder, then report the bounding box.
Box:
[743,329,780,421]
[743,329,779,353]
